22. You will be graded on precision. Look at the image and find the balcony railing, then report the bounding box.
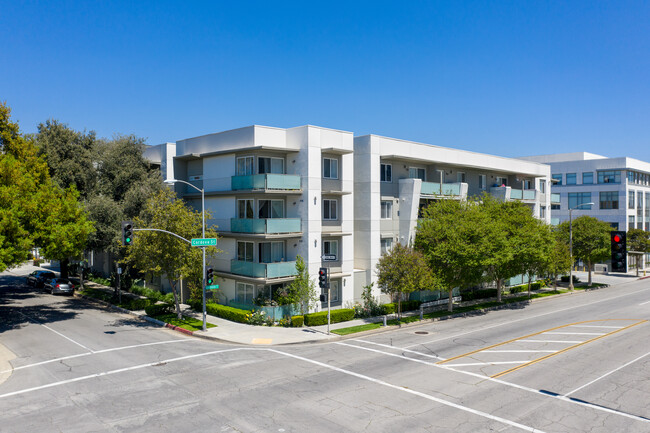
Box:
[510,189,537,200]
[551,193,561,204]
[420,182,462,196]
[230,218,301,234]
[231,174,301,191]
[230,260,297,279]
[551,218,560,226]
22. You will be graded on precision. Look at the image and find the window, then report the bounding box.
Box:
[629,215,635,229]
[457,172,466,183]
[380,201,392,219]
[237,241,254,262]
[236,156,254,176]
[539,179,546,194]
[321,280,340,303]
[598,170,621,184]
[551,203,560,210]
[323,199,337,220]
[637,191,643,217]
[258,200,284,218]
[380,164,392,182]
[599,191,619,209]
[479,174,487,191]
[259,242,284,263]
[540,206,546,219]
[645,192,650,217]
[496,176,507,186]
[235,283,254,304]
[629,191,635,209]
[237,199,254,219]
[568,192,592,210]
[566,173,577,185]
[380,238,392,255]
[582,172,593,184]
[409,167,425,181]
[628,171,634,183]
[258,157,284,174]
[552,174,562,185]
[610,222,619,230]
[323,240,338,261]
[323,158,338,179]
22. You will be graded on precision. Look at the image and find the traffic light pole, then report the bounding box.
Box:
[327,267,331,335]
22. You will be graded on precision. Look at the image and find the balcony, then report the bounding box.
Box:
[551,193,560,204]
[230,218,301,234]
[420,182,463,197]
[231,174,301,191]
[230,260,297,279]
[510,189,537,201]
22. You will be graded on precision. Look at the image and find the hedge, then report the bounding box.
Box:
[304,308,355,326]
[205,302,250,324]
[120,298,152,311]
[509,281,544,294]
[380,300,422,315]
[291,315,304,327]
[145,303,173,317]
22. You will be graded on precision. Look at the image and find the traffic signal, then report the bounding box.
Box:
[122,221,134,246]
[318,267,328,289]
[206,268,214,286]
[610,231,627,273]
[319,293,327,302]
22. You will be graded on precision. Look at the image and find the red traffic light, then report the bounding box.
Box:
[613,234,621,243]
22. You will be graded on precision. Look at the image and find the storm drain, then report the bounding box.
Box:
[414,331,429,335]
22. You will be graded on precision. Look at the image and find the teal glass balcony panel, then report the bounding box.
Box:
[551,193,561,204]
[523,190,536,200]
[421,182,461,196]
[231,174,301,191]
[230,260,297,278]
[230,218,301,234]
[510,189,523,199]
[551,218,560,226]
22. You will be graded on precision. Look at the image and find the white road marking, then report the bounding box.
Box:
[0,339,197,374]
[482,350,558,353]
[270,348,545,433]
[336,341,650,424]
[543,332,606,336]
[445,361,530,367]
[569,325,624,329]
[351,339,446,360]
[565,350,650,397]
[403,286,650,349]
[18,311,95,353]
[517,340,584,344]
[639,300,650,306]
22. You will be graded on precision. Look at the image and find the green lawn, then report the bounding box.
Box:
[331,323,382,335]
[153,313,217,331]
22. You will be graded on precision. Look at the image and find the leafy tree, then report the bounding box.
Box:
[415,198,489,311]
[557,216,611,286]
[512,211,553,297]
[545,228,572,290]
[285,255,317,314]
[36,119,96,198]
[376,242,437,318]
[627,228,650,276]
[125,189,219,319]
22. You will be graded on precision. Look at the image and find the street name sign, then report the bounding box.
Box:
[191,238,217,247]
[321,254,337,261]
[206,284,220,290]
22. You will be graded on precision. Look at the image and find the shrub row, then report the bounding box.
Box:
[145,303,173,317]
[304,308,355,326]
[120,298,153,311]
[460,289,498,301]
[291,315,304,327]
[205,302,249,324]
[509,281,544,294]
[381,300,422,315]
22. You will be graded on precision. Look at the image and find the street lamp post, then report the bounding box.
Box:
[568,202,595,291]
[165,178,207,331]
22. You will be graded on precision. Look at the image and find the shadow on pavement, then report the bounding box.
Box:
[0,304,79,334]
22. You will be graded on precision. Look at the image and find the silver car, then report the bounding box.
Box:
[44,278,75,295]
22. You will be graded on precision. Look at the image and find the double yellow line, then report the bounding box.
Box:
[436,319,648,378]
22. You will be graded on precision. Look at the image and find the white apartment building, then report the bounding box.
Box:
[521,152,650,231]
[145,125,552,310]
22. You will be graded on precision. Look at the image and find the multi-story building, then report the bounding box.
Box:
[145,125,552,310]
[353,134,551,294]
[521,152,650,231]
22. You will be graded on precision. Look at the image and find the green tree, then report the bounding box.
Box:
[558,216,611,286]
[511,210,553,297]
[125,189,219,319]
[627,228,650,276]
[545,228,573,290]
[285,255,317,314]
[376,242,437,318]
[415,198,488,311]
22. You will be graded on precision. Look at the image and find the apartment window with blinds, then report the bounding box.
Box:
[629,191,635,209]
[409,167,425,181]
[323,158,339,179]
[323,240,338,261]
[380,238,392,255]
[323,199,338,220]
[258,157,284,174]
[457,172,466,183]
[598,170,621,184]
[259,242,284,263]
[582,172,593,184]
[236,156,254,176]
[258,200,284,218]
[566,173,577,185]
[539,179,546,193]
[479,174,487,190]
[380,164,392,182]
[238,199,254,218]
[235,283,254,304]
[568,192,592,210]
[599,192,618,209]
[237,241,254,262]
[380,201,392,219]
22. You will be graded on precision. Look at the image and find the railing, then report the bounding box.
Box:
[551,218,560,226]
[510,189,537,200]
[231,174,301,191]
[551,193,561,204]
[230,218,301,234]
[230,260,297,278]
[420,182,461,196]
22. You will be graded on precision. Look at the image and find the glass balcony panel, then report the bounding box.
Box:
[230,218,301,234]
[421,182,461,196]
[523,190,536,200]
[231,174,301,190]
[230,260,297,278]
[266,174,301,190]
[510,189,523,199]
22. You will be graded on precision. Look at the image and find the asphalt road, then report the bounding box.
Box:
[1,266,650,432]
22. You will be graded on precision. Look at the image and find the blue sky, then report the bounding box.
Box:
[2,1,649,160]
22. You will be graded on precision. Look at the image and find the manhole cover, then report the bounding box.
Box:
[414,331,429,335]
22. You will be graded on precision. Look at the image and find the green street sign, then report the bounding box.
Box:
[206,284,220,290]
[191,238,217,247]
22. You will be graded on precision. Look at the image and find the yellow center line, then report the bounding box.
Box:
[491,320,648,378]
[436,319,636,366]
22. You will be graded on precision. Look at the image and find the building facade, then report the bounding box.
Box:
[521,152,650,231]
[146,125,552,310]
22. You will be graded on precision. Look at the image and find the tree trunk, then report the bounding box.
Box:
[553,272,557,290]
[587,261,592,286]
[60,258,69,279]
[636,254,640,277]
[527,275,532,298]
[497,279,502,302]
[398,293,402,327]
[169,279,182,320]
[447,289,453,312]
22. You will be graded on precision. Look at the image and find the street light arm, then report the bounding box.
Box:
[165,178,203,193]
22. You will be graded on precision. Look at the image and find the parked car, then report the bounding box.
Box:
[44,278,75,295]
[26,270,56,288]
